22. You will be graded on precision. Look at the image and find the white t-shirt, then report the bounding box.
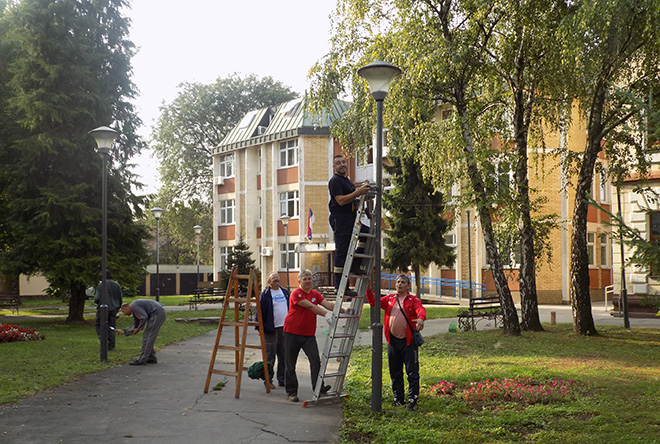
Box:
[270,287,288,328]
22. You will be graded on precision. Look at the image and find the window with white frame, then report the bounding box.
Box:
[444,233,456,247]
[599,177,610,204]
[587,232,596,266]
[258,148,262,175]
[280,243,299,270]
[279,139,298,168]
[496,161,514,199]
[357,147,373,167]
[219,199,235,225]
[219,246,233,270]
[279,190,299,218]
[219,153,234,178]
[599,233,609,267]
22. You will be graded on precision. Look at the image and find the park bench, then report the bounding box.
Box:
[0,293,21,314]
[188,281,225,310]
[457,294,503,331]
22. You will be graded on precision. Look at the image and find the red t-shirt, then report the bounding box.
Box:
[283,287,325,336]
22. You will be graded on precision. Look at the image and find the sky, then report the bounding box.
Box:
[126,0,337,194]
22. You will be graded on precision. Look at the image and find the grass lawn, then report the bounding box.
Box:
[342,324,660,443]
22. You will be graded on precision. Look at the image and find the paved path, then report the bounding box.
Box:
[0,303,657,444]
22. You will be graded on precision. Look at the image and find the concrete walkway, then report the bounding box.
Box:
[0,303,657,444]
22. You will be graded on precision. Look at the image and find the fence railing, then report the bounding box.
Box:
[312,271,485,300]
[381,273,485,300]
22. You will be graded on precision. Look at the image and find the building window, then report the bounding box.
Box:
[280,243,299,270]
[587,232,596,266]
[279,139,298,168]
[599,233,609,267]
[496,162,514,199]
[219,153,234,178]
[599,178,610,204]
[258,148,262,175]
[650,212,660,276]
[279,190,299,218]
[357,147,373,167]
[444,233,456,247]
[219,246,233,270]
[219,199,235,225]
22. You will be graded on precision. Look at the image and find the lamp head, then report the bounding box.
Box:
[89,126,119,155]
[151,207,164,220]
[193,225,202,235]
[280,214,290,226]
[357,61,402,100]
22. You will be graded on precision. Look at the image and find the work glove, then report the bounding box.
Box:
[324,312,334,326]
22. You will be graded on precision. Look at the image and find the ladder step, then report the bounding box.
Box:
[353,253,373,259]
[348,273,370,279]
[227,297,248,303]
[216,345,242,351]
[210,369,240,377]
[327,351,349,359]
[330,333,355,339]
[322,372,345,378]
[358,232,376,238]
[221,321,253,327]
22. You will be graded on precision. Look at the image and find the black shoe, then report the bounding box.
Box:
[391,399,405,407]
[344,289,358,297]
[287,395,299,402]
[406,399,417,411]
[107,346,115,351]
[350,268,367,276]
[320,384,331,395]
[129,360,146,366]
[278,381,285,387]
[147,358,158,364]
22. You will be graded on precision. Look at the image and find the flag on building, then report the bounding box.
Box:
[306,205,315,241]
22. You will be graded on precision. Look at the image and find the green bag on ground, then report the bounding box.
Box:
[247,361,274,380]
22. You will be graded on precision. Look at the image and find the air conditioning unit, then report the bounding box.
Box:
[261,247,273,256]
[257,125,267,135]
[215,176,225,186]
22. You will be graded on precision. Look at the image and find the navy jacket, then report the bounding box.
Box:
[257,286,290,334]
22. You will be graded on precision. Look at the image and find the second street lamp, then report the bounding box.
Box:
[281,214,290,293]
[194,225,202,284]
[358,60,401,413]
[151,207,164,302]
[89,125,119,363]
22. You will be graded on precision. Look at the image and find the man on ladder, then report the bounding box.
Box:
[328,153,371,296]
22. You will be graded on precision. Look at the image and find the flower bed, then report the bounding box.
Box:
[0,324,45,343]
[430,377,575,406]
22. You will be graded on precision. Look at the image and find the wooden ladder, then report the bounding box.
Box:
[203,268,270,398]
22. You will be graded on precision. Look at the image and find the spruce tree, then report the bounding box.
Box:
[0,0,148,322]
[383,147,455,296]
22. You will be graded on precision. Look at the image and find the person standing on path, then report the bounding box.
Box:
[367,274,426,411]
[328,153,370,295]
[283,269,343,402]
[117,299,166,365]
[257,272,290,388]
[94,270,123,351]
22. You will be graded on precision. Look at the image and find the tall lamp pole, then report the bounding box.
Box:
[194,225,202,284]
[281,214,290,293]
[358,61,401,413]
[616,187,630,328]
[89,125,119,363]
[151,207,164,302]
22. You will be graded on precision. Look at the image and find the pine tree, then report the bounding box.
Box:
[0,0,148,322]
[383,147,455,295]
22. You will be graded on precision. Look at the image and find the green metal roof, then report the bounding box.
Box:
[213,98,351,154]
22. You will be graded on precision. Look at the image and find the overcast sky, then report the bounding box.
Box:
[127,0,336,194]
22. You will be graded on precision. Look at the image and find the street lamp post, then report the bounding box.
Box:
[89,125,119,363]
[281,214,290,293]
[194,225,202,284]
[151,207,164,302]
[358,60,401,413]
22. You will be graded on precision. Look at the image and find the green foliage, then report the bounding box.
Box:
[0,0,149,322]
[382,146,455,278]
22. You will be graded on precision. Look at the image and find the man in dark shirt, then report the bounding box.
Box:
[328,154,370,295]
[94,270,123,350]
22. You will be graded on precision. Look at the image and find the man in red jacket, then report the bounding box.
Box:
[367,274,426,411]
